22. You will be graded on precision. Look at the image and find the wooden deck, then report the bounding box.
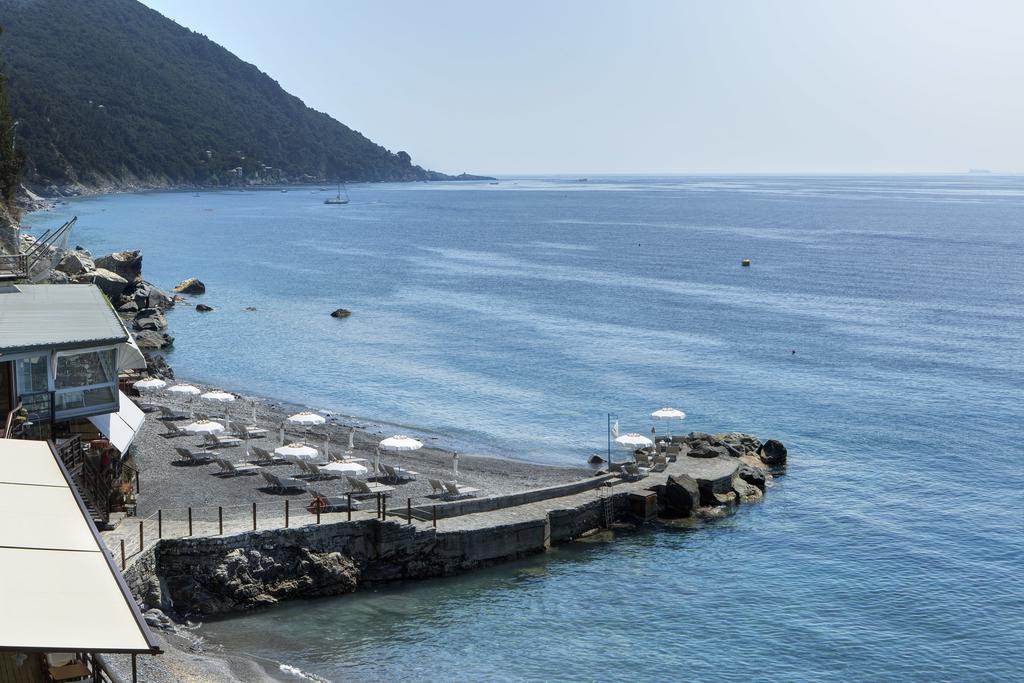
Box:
[0,652,46,683]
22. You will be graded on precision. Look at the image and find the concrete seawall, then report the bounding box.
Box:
[123,432,784,618]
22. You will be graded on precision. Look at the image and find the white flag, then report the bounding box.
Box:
[611,419,619,438]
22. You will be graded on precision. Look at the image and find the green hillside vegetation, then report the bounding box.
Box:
[0,0,451,189]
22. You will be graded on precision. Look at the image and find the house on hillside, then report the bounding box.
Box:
[0,283,149,525]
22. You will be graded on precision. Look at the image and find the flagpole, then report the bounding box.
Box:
[607,413,611,467]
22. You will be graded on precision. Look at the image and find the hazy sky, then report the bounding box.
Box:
[142,0,1024,175]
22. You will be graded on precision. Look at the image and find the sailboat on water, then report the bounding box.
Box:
[324,183,349,205]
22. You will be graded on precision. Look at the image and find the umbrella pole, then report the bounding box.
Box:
[607,413,612,467]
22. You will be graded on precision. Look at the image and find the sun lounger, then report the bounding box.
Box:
[651,455,669,472]
[261,470,307,492]
[428,478,446,496]
[162,421,190,438]
[44,653,90,682]
[442,480,480,500]
[635,453,652,468]
[204,433,243,449]
[383,464,418,482]
[251,445,287,465]
[174,446,216,464]
[238,424,269,439]
[346,476,394,497]
[194,411,211,421]
[307,487,360,512]
[306,463,342,480]
[158,405,189,420]
[621,463,648,480]
[213,457,260,476]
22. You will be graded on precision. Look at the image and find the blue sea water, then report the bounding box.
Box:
[30,176,1024,681]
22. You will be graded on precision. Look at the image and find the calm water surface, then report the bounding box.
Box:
[30,176,1024,681]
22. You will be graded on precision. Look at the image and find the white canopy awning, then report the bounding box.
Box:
[116,335,147,371]
[0,438,159,653]
[88,390,145,453]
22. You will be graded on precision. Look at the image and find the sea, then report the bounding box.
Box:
[28,176,1023,681]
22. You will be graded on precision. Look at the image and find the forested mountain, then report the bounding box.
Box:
[0,0,451,190]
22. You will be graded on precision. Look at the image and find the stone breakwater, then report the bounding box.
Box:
[122,432,786,619]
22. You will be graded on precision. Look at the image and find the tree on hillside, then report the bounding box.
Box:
[0,26,24,211]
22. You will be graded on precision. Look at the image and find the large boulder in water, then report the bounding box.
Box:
[172,277,206,295]
[759,440,788,468]
[121,280,173,311]
[331,308,352,318]
[134,329,174,350]
[133,308,168,332]
[661,474,700,517]
[95,250,143,283]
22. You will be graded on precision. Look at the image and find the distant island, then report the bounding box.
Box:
[0,0,493,196]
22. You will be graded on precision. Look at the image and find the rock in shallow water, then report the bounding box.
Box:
[173,277,206,294]
[95,250,143,283]
[195,303,213,312]
[331,308,352,318]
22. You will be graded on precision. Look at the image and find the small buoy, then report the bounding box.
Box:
[741,259,751,267]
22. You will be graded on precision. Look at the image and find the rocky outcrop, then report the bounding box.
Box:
[134,329,174,350]
[84,267,129,299]
[331,308,352,318]
[163,546,359,615]
[195,303,213,312]
[146,354,174,380]
[133,308,168,332]
[119,280,173,312]
[95,250,143,283]
[55,249,95,276]
[173,277,206,294]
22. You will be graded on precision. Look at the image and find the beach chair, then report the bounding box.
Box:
[635,452,652,468]
[442,480,480,500]
[307,486,360,513]
[239,424,269,439]
[383,464,418,482]
[621,463,648,481]
[651,455,669,472]
[162,421,189,438]
[346,476,394,497]
[261,470,307,493]
[251,445,287,465]
[306,463,342,480]
[213,457,260,476]
[174,446,215,464]
[204,433,243,449]
[194,411,211,422]
[158,405,189,421]
[428,478,446,496]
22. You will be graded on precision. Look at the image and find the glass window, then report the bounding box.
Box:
[14,355,48,395]
[55,349,116,389]
[54,385,117,414]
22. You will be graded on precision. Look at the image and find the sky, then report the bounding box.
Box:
[141,0,1024,175]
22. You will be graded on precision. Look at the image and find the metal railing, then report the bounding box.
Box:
[0,252,28,279]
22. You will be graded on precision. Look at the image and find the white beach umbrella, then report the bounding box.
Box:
[614,433,653,451]
[379,435,423,452]
[321,461,368,476]
[287,411,326,427]
[183,420,224,435]
[167,384,201,395]
[651,407,686,438]
[274,442,320,463]
[201,390,235,403]
[133,378,167,392]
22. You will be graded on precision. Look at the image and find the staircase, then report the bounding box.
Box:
[52,436,112,528]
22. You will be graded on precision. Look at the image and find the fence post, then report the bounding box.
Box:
[407,497,412,523]
[138,520,143,551]
[120,539,125,570]
[432,505,437,528]
[285,499,290,528]
[347,494,352,521]
[188,507,193,537]
[382,495,387,520]
[219,506,223,535]
[158,509,162,539]
[252,502,257,531]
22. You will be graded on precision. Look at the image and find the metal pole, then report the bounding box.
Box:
[120,539,125,570]
[219,506,223,535]
[347,494,352,521]
[316,507,321,525]
[138,520,143,551]
[432,505,437,528]
[285,499,290,528]
[188,507,193,536]
[607,413,611,467]
[407,497,412,523]
[376,493,381,518]
[158,510,162,539]
[135,469,140,494]
[382,495,387,519]
[252,502,257,530]
[131,654,137,683]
